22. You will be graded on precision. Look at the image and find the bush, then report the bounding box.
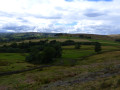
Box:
[49,40,57,44]
[62,40,75,46]
[39,47,56,64]
[100,81,112,89]
[0,47,24,53]
[10,42,18,48]
[51,42,62,58]
[94,42,101,53]
[26,43,62,64]
[75,43,81,49]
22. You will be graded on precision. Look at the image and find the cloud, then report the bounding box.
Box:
[1,23,35,32]
[0,0,119,34]
[85,12,104,17]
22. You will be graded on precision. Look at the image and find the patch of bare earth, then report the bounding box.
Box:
[0,85,10,90]
[24,75,35,84]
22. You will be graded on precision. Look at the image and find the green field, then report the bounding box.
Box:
[1,50,120,89]
[62,49,95,59]
[0,53,34,72]
[88,39,120,46]
[0,37,120,89]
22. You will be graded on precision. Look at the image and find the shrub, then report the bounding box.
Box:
[62,40,75,46]
[75,43,81,49]
[94,42,101,53]
[26,43,62,64]
[100,81,112,89]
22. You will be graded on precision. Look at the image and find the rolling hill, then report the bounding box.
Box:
[108,34,120,39]
[56,33,115,41]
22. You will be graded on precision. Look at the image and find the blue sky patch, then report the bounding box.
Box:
[65,0,74,2]
[87,0,113,2]
[65,0,112,2]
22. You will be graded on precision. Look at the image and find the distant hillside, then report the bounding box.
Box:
[108,34,120,39]
[56,33,115,41]
[0,32,57,42]
[0,32,117,42]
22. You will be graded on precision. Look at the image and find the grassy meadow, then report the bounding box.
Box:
[0,37,120,89]
[0,53,34,72]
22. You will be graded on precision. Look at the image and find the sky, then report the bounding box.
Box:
[0,0,119,35]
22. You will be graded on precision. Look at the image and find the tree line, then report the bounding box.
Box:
[0,40,101,53]
[0,40,101,64]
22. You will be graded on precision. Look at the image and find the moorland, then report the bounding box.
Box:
[0,33,120,90]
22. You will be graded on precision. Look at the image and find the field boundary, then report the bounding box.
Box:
[0,65,53,76]
[0,49,120,77]
[79,49,120,61]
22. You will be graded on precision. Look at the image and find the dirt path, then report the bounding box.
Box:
[0,65,53,76]
[42,64,120,89]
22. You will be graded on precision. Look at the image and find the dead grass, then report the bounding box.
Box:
[0,85,9,90]
[21,38,90,43]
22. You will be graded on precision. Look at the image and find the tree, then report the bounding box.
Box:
[94,42,101,53]
[26,46,56,64]
[115,39,120,42]
[39,47,56,64]
[75,43,81,49]
[52,42,62,58]
[79,35,84,38]
[10,42,18,48]
[26,52,37,63]
[50,40,57,44]
[62,40,75,46]
[25,41,62,64]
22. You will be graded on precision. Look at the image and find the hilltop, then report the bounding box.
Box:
[56,33,115,41]
[108,34,120,39]
[0,32,116,42]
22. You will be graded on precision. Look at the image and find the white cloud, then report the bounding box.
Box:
[0,0,119,34]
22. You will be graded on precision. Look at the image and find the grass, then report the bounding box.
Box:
[22,38,90,43]
[62,45,120,59]
[0,40,120,89]
[0,53,26,62]
[62,49,95,59]
[1,37,89,46]
[102,46,120,51]
[88,39,120,46]
[48,73,120,90]
[56,45,95,66]
[0,62,115,89]
[55,45,120,66]
[1,50,120,89]
[2,37,120,47]
[0,53,34,72]
[62,45,94,50]
[77,51,120,65]
[0,45,97,72]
